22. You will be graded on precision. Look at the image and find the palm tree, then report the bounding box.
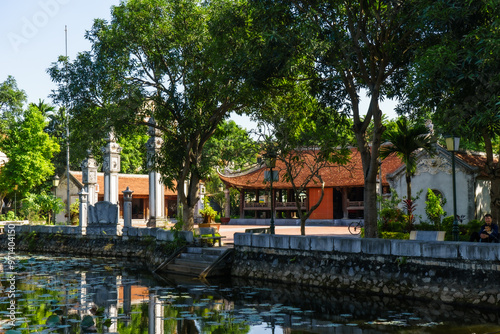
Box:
[380,117,436,201]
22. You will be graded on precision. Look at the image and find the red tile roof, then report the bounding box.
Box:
[71,172,177,196]
[219,148,403,190]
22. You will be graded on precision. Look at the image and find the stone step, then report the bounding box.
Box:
[185,247,229,256]
[166,263,205,275]
[179,253,220,262]
[173,257,212,268]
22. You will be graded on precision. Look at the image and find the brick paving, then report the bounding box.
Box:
[218,224,356,245]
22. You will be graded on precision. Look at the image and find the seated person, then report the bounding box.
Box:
[470,214,499,243]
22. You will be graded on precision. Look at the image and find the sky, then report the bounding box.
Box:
[0,0,397,132]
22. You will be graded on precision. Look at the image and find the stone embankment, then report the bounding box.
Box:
[232,234,500,308]
[0,224,193,269]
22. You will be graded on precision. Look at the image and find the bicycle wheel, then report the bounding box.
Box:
[348,221,361,235]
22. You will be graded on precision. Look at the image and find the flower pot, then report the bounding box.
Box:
[220,217,231,224]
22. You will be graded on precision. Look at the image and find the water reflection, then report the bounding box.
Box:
[0,254,499,333]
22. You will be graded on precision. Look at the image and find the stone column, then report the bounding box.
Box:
[224,188,230,218]
[239,190,245,219]
[102,132,122,204]
[81,152,98,205]
[122,187,133,239]
[342,188,349,219]
[148,293,164,334]
[146,117,164,227]
[79,190,88,235]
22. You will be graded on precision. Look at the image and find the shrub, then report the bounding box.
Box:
[380,232,409,240]
[425,189,446,230]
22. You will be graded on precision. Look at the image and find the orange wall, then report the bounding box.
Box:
[308,187,333,219]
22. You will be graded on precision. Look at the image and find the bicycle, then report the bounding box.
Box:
[348,220,364,235]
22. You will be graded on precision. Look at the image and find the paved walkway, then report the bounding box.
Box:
[218,224,356,245]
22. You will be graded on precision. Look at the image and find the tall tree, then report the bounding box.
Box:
[0,75,26,133]
[48,0,259,230]
[0,105,60,206]
[250,0,435,237]
[255,81,351,235]
[380,117,436,201]
[406,0,500,218]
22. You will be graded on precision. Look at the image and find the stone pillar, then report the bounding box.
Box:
[81,152,98,205]
[102,132,122,204]
[342,188,349,219]
[146,117,164,227]
[148,293,164,334]
[79,190,88,235]
[224,188,230,218]
[239,190,245,219]
[122,187,133,238]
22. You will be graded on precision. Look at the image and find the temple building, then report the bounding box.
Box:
[218,148,402,222]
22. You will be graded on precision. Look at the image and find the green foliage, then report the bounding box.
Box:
[0,105,60,204]
[0,210,20,221]
[378,191,406,232]
[69,199,79,225]
[253,80,352,235]
[118,132,148,174]
[380,117,436,200]
[441,216,483,241]
[380,232,409,240]
[48,0,261,230]
[199,197,218,220]
[0,75,27,133]
[20,192,64,224]
[425,189,446,229]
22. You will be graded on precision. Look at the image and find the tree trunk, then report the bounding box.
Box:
[406,173,412,201]
[490,178,500,223]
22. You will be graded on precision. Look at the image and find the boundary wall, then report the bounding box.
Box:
[233,233,500,308]
[8,224,193,242]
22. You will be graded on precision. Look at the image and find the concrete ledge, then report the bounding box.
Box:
[290,235,311,251]
[421,241,459,258]
[311,236,334,252]
[128,227,138,237]
[252,234,271,248]
[234,233,252,246]
[362,238,391,255]
[270,235,290,249]
[179,231,193,243]
[391,239,421,257]
[156,229,168,241]
[334,237,361,253]
[459,243,499,260]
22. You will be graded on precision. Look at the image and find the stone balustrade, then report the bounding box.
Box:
[9,224,193,243]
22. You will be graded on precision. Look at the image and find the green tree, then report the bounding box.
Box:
[406,0,500,219]
[249,0,437,237]
[0,105,60,207]
[204,120,257,218]
[425,189,446,230]
[380,117,436,202]
[255,81,351,235]
[48,0,259,230]
[0,75,26,133]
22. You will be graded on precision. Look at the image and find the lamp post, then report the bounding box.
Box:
[264,151,277,234]
[52,175,60,224]
[445,136,460,241]
[14,185,17,217]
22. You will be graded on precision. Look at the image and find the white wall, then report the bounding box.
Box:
[388,154,476,224]
[475,179,491,219]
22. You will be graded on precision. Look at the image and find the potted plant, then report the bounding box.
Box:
[199,197,218,225]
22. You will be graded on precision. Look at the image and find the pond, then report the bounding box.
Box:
[1,253,500,333]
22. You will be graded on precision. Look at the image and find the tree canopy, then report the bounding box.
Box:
[0,76,27,133]
[0,105,60,205]
[48,0,263,229]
